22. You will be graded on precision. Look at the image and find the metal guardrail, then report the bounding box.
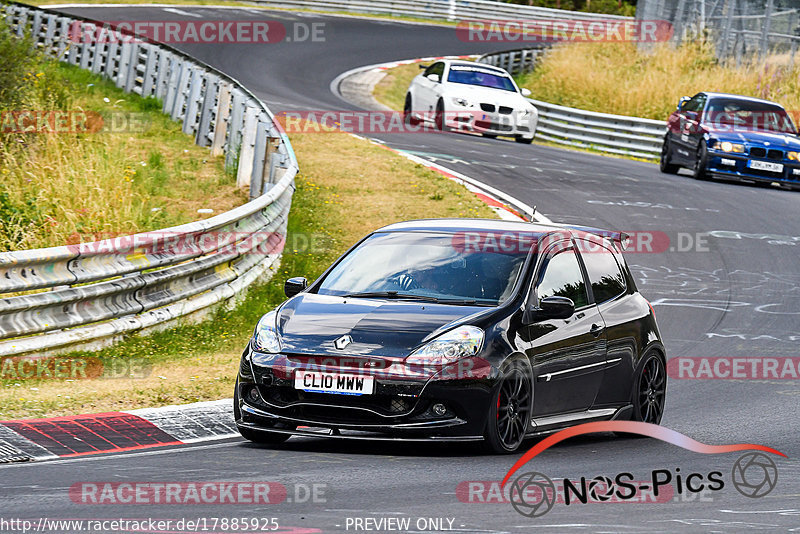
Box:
[477,48,665,159]
[0,2,298,356]
[253,0,632,22]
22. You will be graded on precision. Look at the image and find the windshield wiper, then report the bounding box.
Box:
[342,291,478,305]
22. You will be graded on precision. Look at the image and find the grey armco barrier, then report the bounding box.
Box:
[0,2,298,356]
[253,0,631,22]
[477,47,665,159]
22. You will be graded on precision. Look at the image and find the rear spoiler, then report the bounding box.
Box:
[564,225,631,252]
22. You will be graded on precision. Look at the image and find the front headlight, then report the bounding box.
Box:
[452,97,471,107]
[716,141,745,153]
[406,325,484,366]
[787,151,800,161]
[254,312,281,353]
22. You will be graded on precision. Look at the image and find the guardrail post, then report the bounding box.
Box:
[164,58,183,115]
[141,45,158,97]
[250,121,269,199]
[236,106,260,189]
[225,90,246,170]
[196,74,220,147]
[124,43,140,93]
[211,82,233,157]
[116,41,132,88]
[154,51,171,100]
[182,68,205,135]
[171,63,194,121]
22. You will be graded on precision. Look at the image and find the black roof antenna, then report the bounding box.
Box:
[528,206,537,222]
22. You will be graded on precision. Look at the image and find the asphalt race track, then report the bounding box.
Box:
[3,5,800,532]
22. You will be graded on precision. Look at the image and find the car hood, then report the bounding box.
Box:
[708,128,800,147]
[443,85,530,108]
[275,293,488,358]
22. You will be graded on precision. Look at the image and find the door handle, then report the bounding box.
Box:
[590,324,605,337]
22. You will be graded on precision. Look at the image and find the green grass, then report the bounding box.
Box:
[0,20,243,252]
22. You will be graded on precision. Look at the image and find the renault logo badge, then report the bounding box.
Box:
[334,335,352,350]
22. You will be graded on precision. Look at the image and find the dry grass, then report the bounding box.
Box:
[0,127,497,420]
[517,40,800,120]
[373,63,424,111]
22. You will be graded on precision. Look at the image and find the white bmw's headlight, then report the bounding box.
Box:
[452,97,471,107]
[406,325,484,366]
[254,312,281,353]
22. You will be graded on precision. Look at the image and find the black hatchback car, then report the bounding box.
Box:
[235,219,667,453]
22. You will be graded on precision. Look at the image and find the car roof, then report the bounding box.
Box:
[701,92,785,107]
[375,218,569,237]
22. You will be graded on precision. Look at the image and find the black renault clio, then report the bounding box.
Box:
[235,219,666,453]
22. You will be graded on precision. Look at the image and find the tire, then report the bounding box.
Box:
[692,143,709,180]
[659,136,680,174]
[515,135,533,144]
[614,351,667,440]
[233,379,293,445]
[632,352,667,425]
[484,357,533,454]
[403,93,417,125]
[435,99,447,131]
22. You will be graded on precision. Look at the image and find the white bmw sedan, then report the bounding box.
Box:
[404,60,538,143]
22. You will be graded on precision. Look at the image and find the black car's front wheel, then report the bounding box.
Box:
[659,135,680,174]
[692,143,709,180]
[233,379,293,445]
[484,357,533,453]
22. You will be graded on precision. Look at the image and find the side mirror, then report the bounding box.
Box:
[419,64,429,70]
[427,73,440,83]
[527,296,575,323]
[678,96,691,110]
[520,88,532,97]
[284,277,308,298]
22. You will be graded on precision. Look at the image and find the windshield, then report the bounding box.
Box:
[446,66,517,92]
[316,231,533,305]
[705,98,797,134]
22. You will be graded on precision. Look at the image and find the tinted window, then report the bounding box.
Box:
[536,249,589,308]
[705,97,796,134]
[317,232,531,305]
[683,94,706,112]
[446,65,516,92]
[582,245,626,303]
[424,62,444,81]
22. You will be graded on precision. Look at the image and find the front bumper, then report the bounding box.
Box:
[707,151,800,187]
[237,350,496,439]
[445,109,536,138]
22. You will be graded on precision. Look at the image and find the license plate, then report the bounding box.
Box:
[294,371,374,396]
[749,160,783,173]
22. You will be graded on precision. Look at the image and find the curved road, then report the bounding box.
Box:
[4,5,799,532]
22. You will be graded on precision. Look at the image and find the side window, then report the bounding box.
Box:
[684,94,706,113]
[581,244,626,304]
[424,62,444,82]
[536,249,589,309]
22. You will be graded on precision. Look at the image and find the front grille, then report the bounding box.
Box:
[498,106,513,115]
[768,149,783,160]
[750,147,766,158]
[480,103,495,112]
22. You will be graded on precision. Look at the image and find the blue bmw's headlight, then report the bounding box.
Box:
[254,312,281,353]
[406,325,484,366]
[714,140,745,153]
